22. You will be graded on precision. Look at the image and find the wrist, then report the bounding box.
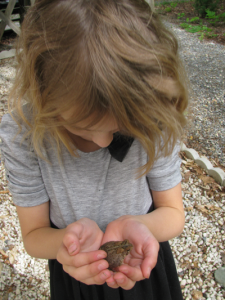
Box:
[24,227,66,259]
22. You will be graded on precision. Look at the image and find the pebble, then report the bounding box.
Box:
[214,267,225,288]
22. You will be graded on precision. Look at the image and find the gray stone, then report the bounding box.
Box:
[0,49,15,60]
[214,267,225,288]
[183,148,199,160]
[195,156,213,171]
[208,168,225,186]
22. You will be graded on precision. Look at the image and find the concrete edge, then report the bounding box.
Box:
[0,49,16,60]
[181,142,225,187]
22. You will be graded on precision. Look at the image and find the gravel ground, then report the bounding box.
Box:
[169,23,225,168]
[0,22,225,300]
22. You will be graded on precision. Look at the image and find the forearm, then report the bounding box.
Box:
[136,206,185,242]
[23,227,66,259]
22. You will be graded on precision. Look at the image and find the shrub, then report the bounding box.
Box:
[194,0,219,18]
[165,7,172,12]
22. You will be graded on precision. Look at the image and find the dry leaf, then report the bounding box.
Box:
[221,252,225,265]
[205,204,221,211]
[191,246,198,252]
[192,290,203,299]
[192,270,201,276]
[0,249,8,257]
[0,190,9,194]
[193,261,199,268]
[185,207,193,212]
[195,205,209,214]
[0,215,8,219]
[8,253,15,264]
[200,175,215,184]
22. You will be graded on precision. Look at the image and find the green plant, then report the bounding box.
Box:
[194,0,219,18]
[170,2,178,8]
[219,12,225,21]
[205,10,225,25]
[199,33,205,40]
[177,12,185,19]
[206,9,216,19]
[180,18,218,42]
[190,17,200,23]
[165,7,172,12]
[206,33,218,37]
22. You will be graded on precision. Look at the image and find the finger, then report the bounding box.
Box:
[117,265,145,282]
[63,224,84,255]
[70,251,108,268]
[106,281,120,289]
[57,246,107,268]
[113,272,136,290]
[63,260,112,285]
[141,240,159,278]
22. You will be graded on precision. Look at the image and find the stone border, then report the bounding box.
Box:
[181,143,225,186]
[0,49,15,60]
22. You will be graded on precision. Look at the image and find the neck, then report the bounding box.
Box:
[68,132,102,153]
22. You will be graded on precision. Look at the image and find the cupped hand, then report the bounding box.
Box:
[102,216,159,290]
[56,218,113,285]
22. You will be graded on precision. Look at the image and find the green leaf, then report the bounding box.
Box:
[190,17,200,23]
[180,23,190,29]
[170,2,177,8]
[206,9,216,19]
[186,25,202,33]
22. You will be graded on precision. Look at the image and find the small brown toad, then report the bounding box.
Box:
[99,239,133,271]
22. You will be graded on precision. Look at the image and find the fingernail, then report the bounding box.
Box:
[98,263,107,271]
[108,281,115,286]
[146,267,151,278]
[120,268,128,274]
[68,243,77,254]
[97,252,107,259]
[116,278,124,284]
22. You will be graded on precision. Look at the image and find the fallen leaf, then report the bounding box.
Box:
[191,246,198,252]
[8,253,15,264]
[0,249,8,257]
[193,261,199,268]
[205,204,221,211]
[192,290,203,299]
[221,252,225,265]
[0,215,8,219]
[0,190,9,194]
[185,207,193,212]
[200,175,215,184]
[195,205,209,214]
[193,270,201,276]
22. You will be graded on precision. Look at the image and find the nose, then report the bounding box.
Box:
[92,133,113,148]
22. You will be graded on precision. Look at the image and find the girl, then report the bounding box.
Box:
[0,0,188,299]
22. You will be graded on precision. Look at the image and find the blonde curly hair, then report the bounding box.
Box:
[9,0,188,175]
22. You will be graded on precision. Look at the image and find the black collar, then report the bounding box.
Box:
[107,134,134,162]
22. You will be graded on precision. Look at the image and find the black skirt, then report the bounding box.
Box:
[49,221,183,300]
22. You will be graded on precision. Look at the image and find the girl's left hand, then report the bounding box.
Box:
[102,215,159,290]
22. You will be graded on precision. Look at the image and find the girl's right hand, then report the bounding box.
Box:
[56,218,113,285]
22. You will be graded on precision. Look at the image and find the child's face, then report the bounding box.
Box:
[61,110,119,149]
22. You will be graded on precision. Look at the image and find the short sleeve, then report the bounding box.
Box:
[0,113,49,206]
[147,142,182,191]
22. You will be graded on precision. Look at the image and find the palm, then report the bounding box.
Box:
[102,217,159,279]
[65,218,104,253]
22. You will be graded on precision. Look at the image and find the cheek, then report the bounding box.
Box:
[63,125,87,137]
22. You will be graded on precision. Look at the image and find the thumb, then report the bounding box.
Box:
[63,223,83,255]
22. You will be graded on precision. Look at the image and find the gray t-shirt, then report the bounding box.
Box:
[0,113,182,231]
